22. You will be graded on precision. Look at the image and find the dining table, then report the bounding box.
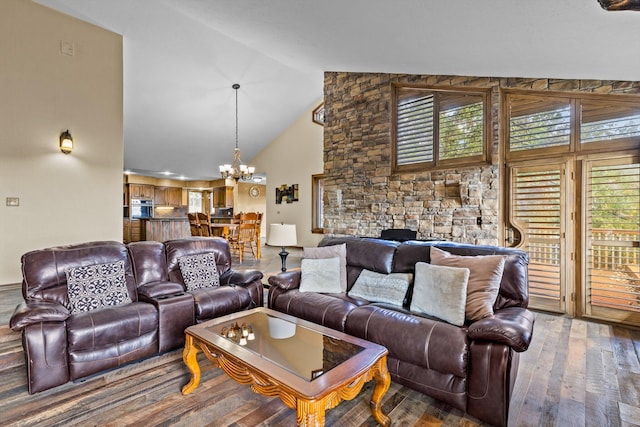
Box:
[210,223,238,240]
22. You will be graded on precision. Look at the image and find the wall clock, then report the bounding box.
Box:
[249,186,261,199]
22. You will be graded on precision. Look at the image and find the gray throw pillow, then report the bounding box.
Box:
[303,244,347,292]
[349,269,412,307]
[410,262,470,326]
[178,252,220,291]
[299,257,342,293]
[65,260,132,314]
[430,246,507,321]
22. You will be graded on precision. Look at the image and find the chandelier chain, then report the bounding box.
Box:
[218,83,255,182]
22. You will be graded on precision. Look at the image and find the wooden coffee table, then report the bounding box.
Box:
[181,307,391,426]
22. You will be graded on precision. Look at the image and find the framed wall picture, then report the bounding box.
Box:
[276,184,299,204]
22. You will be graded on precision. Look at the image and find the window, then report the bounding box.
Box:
[188,191,202,213]
[311,174,324,233]
[393,85,490,172]
[505,90,640,160]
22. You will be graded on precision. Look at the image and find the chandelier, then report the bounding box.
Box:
[219,83,255,182]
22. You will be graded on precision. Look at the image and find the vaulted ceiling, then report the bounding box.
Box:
[35,0,640,181]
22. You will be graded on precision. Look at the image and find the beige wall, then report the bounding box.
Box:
[251,101,324,248]
[0,0,123,284]
[235,182,267,239]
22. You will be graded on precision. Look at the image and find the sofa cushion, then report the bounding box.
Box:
[299,257,342,293]
[66,301,158,379]
[303,243,347,291]
[178,252,220,291]
[410,262,469,326]
[191,285,253,323]
[348,269,412,307]
[65,260,132,314]
[430,246,506,321]
[345,305,469,377]
[270,290,359,332]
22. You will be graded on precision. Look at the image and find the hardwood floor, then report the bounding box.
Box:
[1,246,639,426]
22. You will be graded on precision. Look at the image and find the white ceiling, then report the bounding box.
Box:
[35,0,640,181]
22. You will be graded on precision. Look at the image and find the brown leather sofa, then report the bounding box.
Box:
[268,236,535,427]
[9,237,262,394]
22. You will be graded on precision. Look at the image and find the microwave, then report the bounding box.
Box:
[131,199,153,218]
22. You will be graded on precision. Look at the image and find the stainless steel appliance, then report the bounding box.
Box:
[131,199,153,218]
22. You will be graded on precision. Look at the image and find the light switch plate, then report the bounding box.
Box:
[6,197,19,207]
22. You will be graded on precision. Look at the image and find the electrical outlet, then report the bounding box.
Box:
[6,197,19,207]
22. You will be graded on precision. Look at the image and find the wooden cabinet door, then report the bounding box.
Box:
[141,185,154,199]
[129,184,142,198]
[154,187,167,205]
[213,187,234,207]
[168,187,182,206]
[224,187,234,208]
[123,218,130,243]
[130,219,141,242]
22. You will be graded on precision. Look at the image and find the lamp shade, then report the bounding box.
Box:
[268,224,297,247]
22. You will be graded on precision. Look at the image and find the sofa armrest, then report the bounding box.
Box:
[9,301,70,332]
[268,270,301,291]
[467,306,535,352]
[219,269,263,286]
[137,281,186,300]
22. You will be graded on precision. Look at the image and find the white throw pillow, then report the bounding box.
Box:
[65,260,132,314]
[303,244,347,292]
[299,257,342,293]
[349,269,412,307]
[178,252,220,291]
[430,247,506,321]
[410,262,470,326]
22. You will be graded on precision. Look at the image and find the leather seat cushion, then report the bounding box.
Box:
[191,285,252,322]
[345,305,468,377]
[387,357,467,411]
[270,290,360,332]
[66,302,158,379]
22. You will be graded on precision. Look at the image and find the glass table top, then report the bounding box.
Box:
[207,311,364,381]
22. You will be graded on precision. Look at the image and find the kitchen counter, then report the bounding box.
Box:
[140,218,190,241]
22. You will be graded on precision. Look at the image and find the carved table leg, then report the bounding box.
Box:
[181,334,201,395]
[370,355,391,427]
[297,398,326,427]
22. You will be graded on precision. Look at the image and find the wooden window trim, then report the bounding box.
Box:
[311,174,324,234]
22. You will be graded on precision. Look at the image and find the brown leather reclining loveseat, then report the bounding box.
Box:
[9,237,262,394]
[268,236,535,427]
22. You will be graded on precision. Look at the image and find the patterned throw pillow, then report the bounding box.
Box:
[178,252,220,291]
[348,269,412,307]
[65,260,132,314]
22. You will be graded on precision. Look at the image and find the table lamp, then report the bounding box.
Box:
[268,223,297,272]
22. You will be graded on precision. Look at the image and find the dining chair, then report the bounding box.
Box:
[188,213,201,236]
[196,212,212,237]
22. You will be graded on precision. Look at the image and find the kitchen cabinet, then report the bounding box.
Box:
[129,184,154,199]
[123,218,130,243]
[212,186,234,208]
[129,219,142,242]
[154,187,167,205]
[154,186,182,207]
[167,187,182,206]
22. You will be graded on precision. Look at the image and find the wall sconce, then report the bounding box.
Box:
[59,130,73,154]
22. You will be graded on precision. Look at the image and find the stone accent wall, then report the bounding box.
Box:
[322,72,639,245]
